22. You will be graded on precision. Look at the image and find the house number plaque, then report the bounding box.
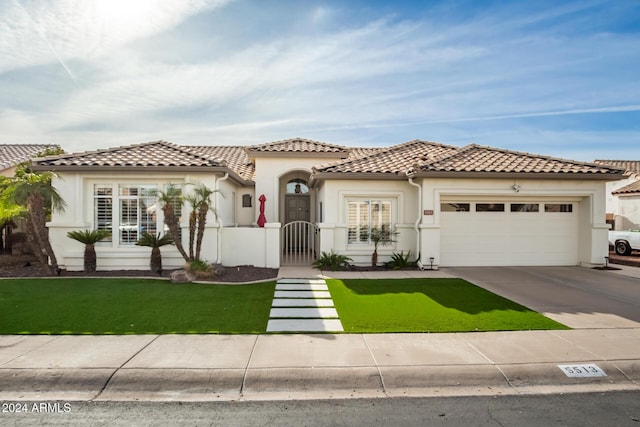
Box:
[423,210,434,215]
[557,364,606,378]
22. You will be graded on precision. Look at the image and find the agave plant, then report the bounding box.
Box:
[67,229,111,272]
[136,231,174,274]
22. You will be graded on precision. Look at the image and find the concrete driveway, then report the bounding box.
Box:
[443,266,640,329]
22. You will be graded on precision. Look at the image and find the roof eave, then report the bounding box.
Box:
[408,171,627,181]
[30,164,254,186]
[311,171,408,184]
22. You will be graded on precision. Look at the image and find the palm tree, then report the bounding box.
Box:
[136,231,174,274]
[183,184,220,262]
[4,172,66,274]
[156,184,189,262]
[67,229,111,272]
[370,226,398,267]
[192,184,219,262]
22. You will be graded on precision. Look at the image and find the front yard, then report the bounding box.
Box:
[0,277,568,334]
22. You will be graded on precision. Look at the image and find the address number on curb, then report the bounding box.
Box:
[558,364,606,378]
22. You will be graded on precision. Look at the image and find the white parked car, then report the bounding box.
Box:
[609,229,640,256]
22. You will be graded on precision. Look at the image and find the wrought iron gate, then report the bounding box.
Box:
[281,221,318,265]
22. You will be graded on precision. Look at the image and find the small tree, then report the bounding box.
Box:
[5,171,66,274]
[67,229,111,272]
[157,184,189,262]
[136,231,174,274]
[370,226,398,267]
[183,183,220,262]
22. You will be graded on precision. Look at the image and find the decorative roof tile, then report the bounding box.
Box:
[246,137,350,155]
[413,144,624,176]
[612,179,640,195]
[185,145,254,182]
[315,140,460,175]
[34,141,220,169]
[0,144,58,171]
[594,160,640,176]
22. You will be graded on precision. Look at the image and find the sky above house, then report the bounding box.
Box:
[1,0,639,161]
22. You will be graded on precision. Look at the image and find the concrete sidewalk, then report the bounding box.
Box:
[1,329,639,402]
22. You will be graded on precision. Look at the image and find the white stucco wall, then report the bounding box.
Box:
[48,171,228,271]
[418,177,609,267]
[317,179,420,266]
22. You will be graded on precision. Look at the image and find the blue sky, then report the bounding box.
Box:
[1,0,639,161]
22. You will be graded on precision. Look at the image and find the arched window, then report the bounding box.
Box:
[286,179,309,194]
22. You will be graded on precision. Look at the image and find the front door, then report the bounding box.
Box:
[285,194,310,223]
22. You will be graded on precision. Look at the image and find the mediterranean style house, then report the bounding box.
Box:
[31,138,625,271]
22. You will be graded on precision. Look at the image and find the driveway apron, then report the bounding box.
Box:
[444,266,640,329]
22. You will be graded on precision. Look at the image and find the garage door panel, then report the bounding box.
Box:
[440,200,578,267]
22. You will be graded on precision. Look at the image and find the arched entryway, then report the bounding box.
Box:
[280,171,317,265]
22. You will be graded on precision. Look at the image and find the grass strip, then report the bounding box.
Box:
[327,278,569,333]
[0,278,275,334]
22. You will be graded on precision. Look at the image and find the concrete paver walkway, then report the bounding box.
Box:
[266,278,344,332]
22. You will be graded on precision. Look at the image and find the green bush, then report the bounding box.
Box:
[313,251,352,271]
[385,250,416,270]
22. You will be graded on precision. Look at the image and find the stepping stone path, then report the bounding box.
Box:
[266,278,344,332]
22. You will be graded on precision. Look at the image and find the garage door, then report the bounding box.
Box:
[440,200,579,266]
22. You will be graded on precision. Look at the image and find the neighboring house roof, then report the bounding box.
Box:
[409,144,624,179]
[594,160,640,176]
[0,144,58,171]
[612,179,640,195]
[313,140,460,178]
[246,137,351,158]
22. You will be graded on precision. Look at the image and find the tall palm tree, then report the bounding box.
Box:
[192,184,219,262]
[136,231,174,274]
[5,172,66,274]
[156,184,189,262]
[67,229,111,272]
[182,184,220,262]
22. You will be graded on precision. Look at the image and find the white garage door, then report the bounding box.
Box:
[440,200,579,266]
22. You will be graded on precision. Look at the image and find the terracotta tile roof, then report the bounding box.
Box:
[612,179,640,195]
[33,141,220,169]
[314,140,460,175]
[594,160,640,176]
[413,144,624,177]
[246,137,350,155]
[185,145,254,182]
[0,144,58,170]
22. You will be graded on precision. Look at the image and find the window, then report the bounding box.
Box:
[441,203,470,212]
[511,203,539,212]
[93,184,160,246]
[94,185,113,243]
[545,203,573,213]
[476,203,505,212]
[119,185,158,245]
[347,200,392,244]
[287,179,309,194]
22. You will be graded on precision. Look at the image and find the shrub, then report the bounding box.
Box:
[385,250,416,270]
[313,251,352,271]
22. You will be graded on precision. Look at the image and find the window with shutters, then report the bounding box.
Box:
[93,183,160,246]
[94,185,113,243]
[119,185,158,245]
[347,199,392,244]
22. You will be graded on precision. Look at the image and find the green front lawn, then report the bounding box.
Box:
[0,278,275,334]
[327,278,569,333]
[0,277,568,335]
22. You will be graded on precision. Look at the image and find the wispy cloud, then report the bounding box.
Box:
[0,0,639,160]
